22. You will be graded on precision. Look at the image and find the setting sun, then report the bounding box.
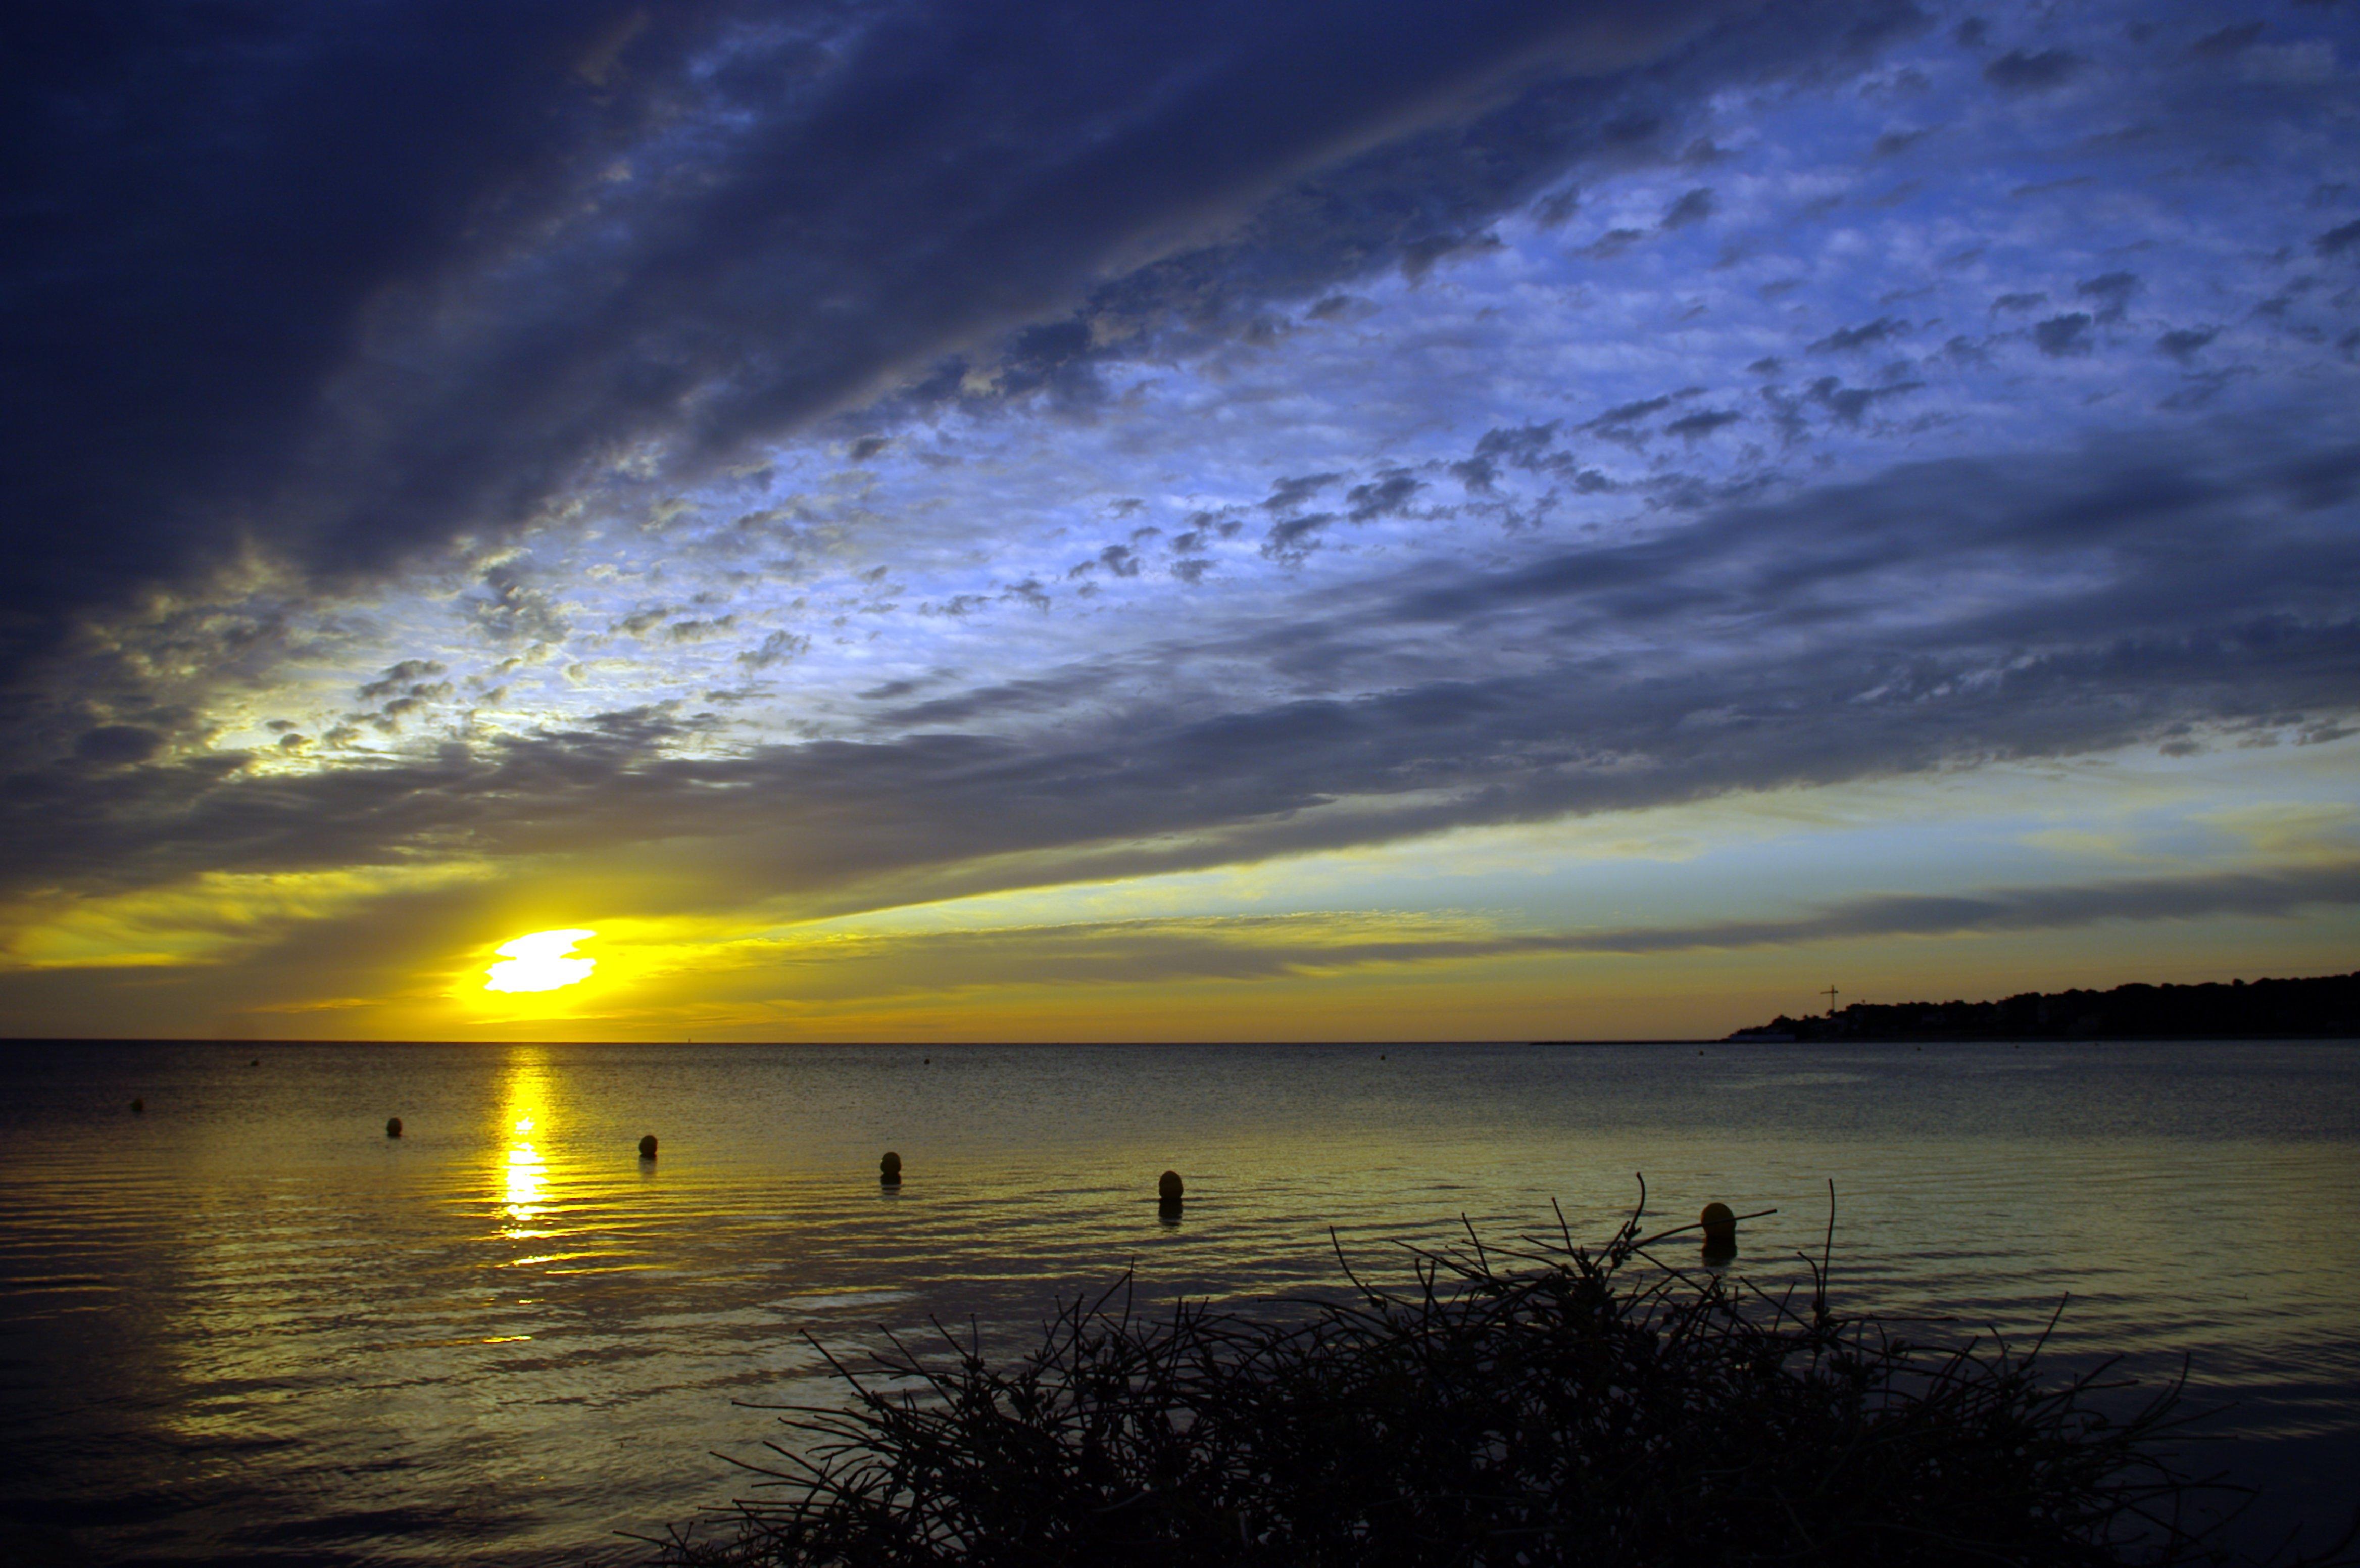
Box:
[483,929,597,993]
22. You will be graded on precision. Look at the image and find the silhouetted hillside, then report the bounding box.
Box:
[1726,969,2360,1042]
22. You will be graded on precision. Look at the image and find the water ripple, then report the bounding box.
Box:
[0,1040,2353,1563]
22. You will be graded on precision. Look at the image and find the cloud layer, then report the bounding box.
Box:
[3,0,2356,1034]
[8,430,2352,911]
[5,0,1924,674]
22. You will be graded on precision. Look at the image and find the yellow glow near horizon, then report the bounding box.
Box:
[484,929,597,993]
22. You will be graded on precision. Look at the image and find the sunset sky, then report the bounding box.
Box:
[4,0,2355,1041]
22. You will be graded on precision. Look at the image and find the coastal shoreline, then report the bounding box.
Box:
[1720,969,2358,1044]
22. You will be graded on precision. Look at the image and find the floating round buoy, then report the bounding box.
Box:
[637,1133,658,1160]
[1700,1200,1737,1257]
[879,1151,902,1185]
[385,1116,403,1138]
[1158,1169,1184,1204]
[130,1097,143,1114]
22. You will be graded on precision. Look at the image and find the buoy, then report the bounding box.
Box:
[637,1133,658,1159]
[1700,1201,1737,1257]
[385,1116,403,1138]
[1157,1169,1184,1222]
[130,1097,143,1114]
[879,1151,902,1185]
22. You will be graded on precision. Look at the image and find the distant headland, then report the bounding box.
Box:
[1724,969,2359,1043]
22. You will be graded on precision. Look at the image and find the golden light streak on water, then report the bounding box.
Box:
[499,1051,552,1241]
[1,1040,2353,1565]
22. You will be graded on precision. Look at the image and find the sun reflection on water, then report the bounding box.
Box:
[505,1130,546,1234]
[498,1053,552,1241]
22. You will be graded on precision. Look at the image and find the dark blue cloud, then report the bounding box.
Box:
[1983,47,2084,94]
[2035,314,2094,356]
[4,0,1936,682]
[3,0,690,662]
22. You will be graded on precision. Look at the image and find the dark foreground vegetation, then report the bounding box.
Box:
[1726,970,2360,1043]
[650,1190,2346,1567]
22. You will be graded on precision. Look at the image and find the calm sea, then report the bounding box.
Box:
[2,1040,2355,1564]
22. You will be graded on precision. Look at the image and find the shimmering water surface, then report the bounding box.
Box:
[3,1041,2355,1564]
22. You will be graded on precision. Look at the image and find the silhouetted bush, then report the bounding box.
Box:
[652,1188,2338,1567]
